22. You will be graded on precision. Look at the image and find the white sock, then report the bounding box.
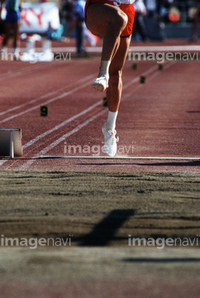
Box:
[106,110,118,132]
[98,60,110,77]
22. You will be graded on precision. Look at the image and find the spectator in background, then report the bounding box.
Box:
[60,0,73,24]
[73,0,85,53]
[191,0,200,41]
[64,0,99,54]
[156,0,174,21]
[156,0,162,16]
[0,0,22,60]
[133,0,148,41]
[65,0,86,54]
[145,0,156,16]
[0,11,5,39]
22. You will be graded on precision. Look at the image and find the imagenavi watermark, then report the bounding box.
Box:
[0,51,72,64]
[0,234,73,249]
[128,235,200,249]
[127,51,200,64]
[64,142,134,156]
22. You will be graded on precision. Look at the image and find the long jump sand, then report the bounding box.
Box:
[0,170,200,297]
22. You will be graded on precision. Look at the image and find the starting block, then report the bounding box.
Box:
[0,128,23,158]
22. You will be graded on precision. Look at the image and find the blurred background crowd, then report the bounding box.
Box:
[59,0,200,43]
[0,0,200,59]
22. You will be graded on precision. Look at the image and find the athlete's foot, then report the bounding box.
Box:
[92,74,109,92]
[102,123,119,157]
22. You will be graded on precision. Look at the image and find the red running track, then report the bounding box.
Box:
[0,56,199,172]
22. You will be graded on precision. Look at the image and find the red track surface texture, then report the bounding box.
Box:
[0,46,200,172]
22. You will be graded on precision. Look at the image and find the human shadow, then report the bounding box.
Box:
[79,209,136,246]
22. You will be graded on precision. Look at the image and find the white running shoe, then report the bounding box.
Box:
[92,75,108,92]
[102,123,119,157]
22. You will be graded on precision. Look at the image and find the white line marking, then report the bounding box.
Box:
[0,89,59,117]
[0,61,59,82]
[24,65,159,149]
[139,61,177,84]
[23,101,101,149]
[123,61,176,100]
[0,59,134,118]
[0,74,95,124]
[128,45,200,52]
[123,64,158,90]
[34,45,200,53]
[19,64,171,170]
[0,75,93,118]
[0,62,176,169]
[0,61,156,120]
[20,110,106,170]
[38,156,200,161]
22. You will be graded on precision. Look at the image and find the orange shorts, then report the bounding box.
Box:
[85,0,135,37]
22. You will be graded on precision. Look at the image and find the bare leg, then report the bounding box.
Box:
[86,3,128,91]
[103,35,131,134]
[85,3,132,157]
[107,35,131,112]
[86,3,128,61]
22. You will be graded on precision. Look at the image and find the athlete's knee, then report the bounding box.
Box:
[116,10,128,30]
[110,10,128,32]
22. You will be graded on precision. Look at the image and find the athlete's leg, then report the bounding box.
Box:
[107,35,131,113]
[103,35,131,155]
[86,3,128,91]
[86,3,132,156]
[86,3,128,62]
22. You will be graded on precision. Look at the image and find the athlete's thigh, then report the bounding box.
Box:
[109,35,131,74]
[86,3,125,37]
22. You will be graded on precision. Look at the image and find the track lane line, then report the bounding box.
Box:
[0,63,170,168]
[0,73,95,118]
[0,74,96,124]
[0,61,62,81]
[38,156,200,160]
[122,61,176,102]
[23,101,102,149]
[123,64,159,91]
[0,59,154,118]
[0,55,133,116]
[23,64,159,148]
[19,110,106,170]
[19,64,170,170]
